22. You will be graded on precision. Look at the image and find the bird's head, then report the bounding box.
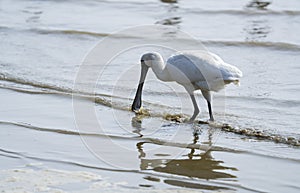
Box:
[140,52,163,68]
[131,52,163,112]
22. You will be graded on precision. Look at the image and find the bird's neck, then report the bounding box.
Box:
[152,60,170,81]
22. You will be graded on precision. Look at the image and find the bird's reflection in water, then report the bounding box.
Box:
[133,118,237,190]
[131,115,144,137]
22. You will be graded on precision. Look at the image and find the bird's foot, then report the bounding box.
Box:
[133,108,150,116]
[198,120,209,124]
[209,116,215,122]
[186,116,198,124]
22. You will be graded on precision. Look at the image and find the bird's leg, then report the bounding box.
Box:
[207,100,214,122]
[189,94,199,122]
[201,90,214,122]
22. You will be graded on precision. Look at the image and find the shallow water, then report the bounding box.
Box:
[1,0,300,192]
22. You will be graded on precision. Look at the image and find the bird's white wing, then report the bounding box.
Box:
[166,51,224,82]
[166,51,242,91]
[166,53,206,83]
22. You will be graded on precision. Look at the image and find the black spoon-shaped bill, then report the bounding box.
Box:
[131,62,149,111]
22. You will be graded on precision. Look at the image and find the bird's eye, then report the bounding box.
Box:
[141,59,145,62]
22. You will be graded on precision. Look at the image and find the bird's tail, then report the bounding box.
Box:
[221,63,243,85]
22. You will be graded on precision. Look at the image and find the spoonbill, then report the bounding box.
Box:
[131,51,242,121]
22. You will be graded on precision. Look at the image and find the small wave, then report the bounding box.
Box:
[0,26,10,31]
[1,25,138,40]
[0,74,74,94]
[186,8,300,16]
[30,28,143,40]
[0,147,138,173]
[4,25,297,52]
[204,40,300,51]
[213,123,300,147]
[45,28,300,51]
[227,95,300,109]
[31,28,110,37]
[0,120,137,140]
[0,120,85,136]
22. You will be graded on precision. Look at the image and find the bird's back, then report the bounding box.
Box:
[166,51,242,91]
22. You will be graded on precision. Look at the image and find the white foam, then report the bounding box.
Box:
[0,167,201,193]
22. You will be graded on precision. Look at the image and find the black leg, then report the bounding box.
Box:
[207,100,214,121]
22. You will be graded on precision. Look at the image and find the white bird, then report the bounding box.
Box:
[131,51,242,121]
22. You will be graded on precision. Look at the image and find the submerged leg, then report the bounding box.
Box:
[189,94,199,121]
